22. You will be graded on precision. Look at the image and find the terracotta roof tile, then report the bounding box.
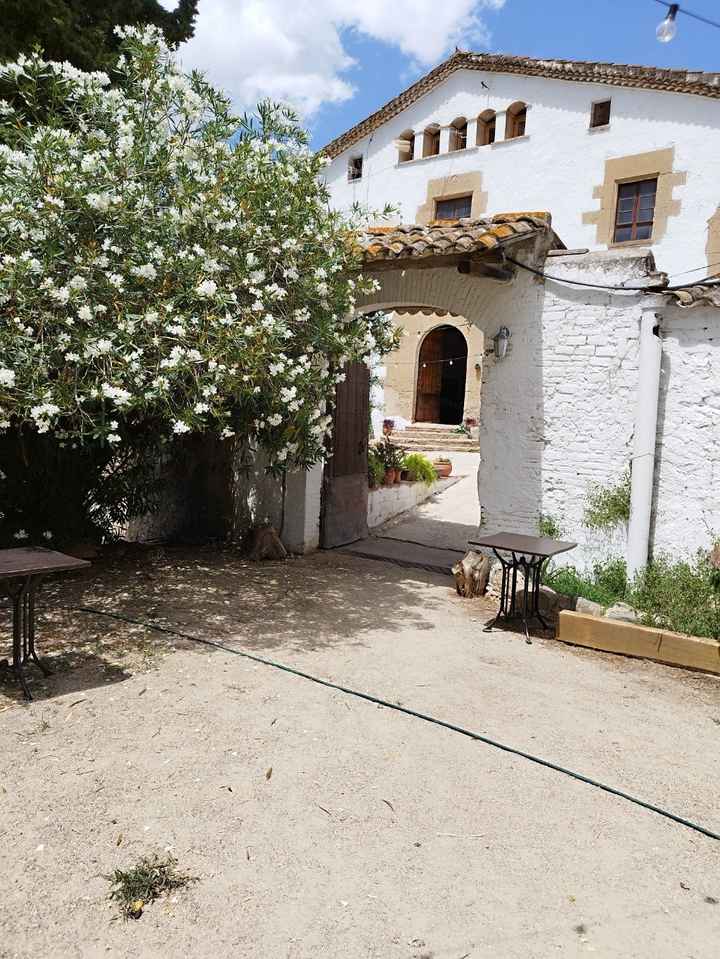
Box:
[664,280,720,309]
[360,212,553,264]
[322,52,720,159]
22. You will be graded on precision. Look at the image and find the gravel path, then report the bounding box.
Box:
[1,547,719,958]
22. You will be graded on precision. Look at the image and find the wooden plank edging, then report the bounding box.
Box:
[557,611,720,676]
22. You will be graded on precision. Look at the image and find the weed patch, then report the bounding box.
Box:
[107,853,196,920]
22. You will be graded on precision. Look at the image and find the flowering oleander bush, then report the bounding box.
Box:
[0,26,398,545]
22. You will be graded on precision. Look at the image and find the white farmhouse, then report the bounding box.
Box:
[320,53,720,572]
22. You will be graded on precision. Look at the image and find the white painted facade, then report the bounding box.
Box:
[324,68,720,277]
[351,250,720,567]
[308,62,720,569]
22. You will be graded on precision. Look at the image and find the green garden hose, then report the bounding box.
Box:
[37,601,720,845]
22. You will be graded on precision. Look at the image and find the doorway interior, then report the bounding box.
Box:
[414,325,468,424]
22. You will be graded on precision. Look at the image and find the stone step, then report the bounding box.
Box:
[391,438,479,452]
[397,432,475,442]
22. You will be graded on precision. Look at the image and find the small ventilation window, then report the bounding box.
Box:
[613,178,657,243]
[590,100,611,128]
[505,101,527,140]
[449,117,468,152]
[397,129,415,163]
[477,110,496,146]
[423,124,441,158]
[348,156,363,181]
[435,195,472,220]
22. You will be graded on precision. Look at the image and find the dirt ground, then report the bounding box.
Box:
[1,546,719,958]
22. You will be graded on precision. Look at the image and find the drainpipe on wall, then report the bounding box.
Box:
[626,311,663,579]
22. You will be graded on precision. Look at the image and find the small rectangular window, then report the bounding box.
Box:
[435,195,472,220]
[590,100,611,128]
[613,178,657,243]
[348,156,363,181]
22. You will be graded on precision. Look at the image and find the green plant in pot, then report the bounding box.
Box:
[368,448,384,489]
[377,438,404,484]
[402,453,436,485]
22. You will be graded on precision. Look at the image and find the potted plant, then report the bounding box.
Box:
[377,437,404,485]
[368,448,384,489]
[433,457,452,478]
[402,452,437,485]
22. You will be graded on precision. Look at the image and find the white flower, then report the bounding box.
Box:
[101,383,132,406]
[107,433,121,444]
[131,263,157,280]
[0,368,15,387]
[49,286,70,304]
[43,530,52,540]
[13,529,28,540]
[268,413,282,427]
[86,192,113,212]
[195,279,217,298]
[172,420,191,434]
[220,428,235,439]
[68,275,87,291]
[194,402,209,413]
[77,305,92,321]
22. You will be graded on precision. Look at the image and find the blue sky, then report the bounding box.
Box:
[309,0,720,149]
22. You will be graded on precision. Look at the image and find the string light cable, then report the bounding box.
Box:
[504,254,720,294]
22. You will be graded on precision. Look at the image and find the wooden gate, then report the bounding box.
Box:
[320,361,370,548]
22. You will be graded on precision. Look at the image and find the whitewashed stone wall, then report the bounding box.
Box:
[652,305,720,556]
[357,250,720,569]
[537,253,648,567]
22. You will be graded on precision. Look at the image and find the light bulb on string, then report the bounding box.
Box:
[656,3,679,42]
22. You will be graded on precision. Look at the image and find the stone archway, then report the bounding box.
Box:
[356,213,558,533]
[415,324,468,423]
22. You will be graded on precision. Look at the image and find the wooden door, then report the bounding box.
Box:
[320,361,370,548]
[415,330,443,422]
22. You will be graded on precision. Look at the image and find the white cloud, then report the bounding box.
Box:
[166,0,505,116]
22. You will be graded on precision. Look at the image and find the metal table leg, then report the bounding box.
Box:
[1,574,48,700]
[484,551,550,642]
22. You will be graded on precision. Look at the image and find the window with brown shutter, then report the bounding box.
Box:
[590,100,611,128]
[613,178,657,242]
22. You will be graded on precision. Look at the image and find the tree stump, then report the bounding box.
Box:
[452,551,491,598]
[247,525,287,562]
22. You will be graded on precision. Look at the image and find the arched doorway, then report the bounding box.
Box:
[414,325,468,424]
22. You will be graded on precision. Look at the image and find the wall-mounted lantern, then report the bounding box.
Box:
[492,326,511,359]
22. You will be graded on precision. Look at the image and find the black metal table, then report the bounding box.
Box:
[468,532,576,641]
[0,548,90,700]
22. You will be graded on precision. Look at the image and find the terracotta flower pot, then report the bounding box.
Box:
[393,469,401,484]
[433,461,452,478]
[382,468,394,486]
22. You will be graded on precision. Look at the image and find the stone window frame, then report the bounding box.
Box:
[582,148,686,248]
[415,171,488,225]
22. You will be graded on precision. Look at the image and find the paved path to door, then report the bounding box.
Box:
[377,450,481,551]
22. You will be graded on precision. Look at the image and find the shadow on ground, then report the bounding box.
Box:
[0,545,449,706]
